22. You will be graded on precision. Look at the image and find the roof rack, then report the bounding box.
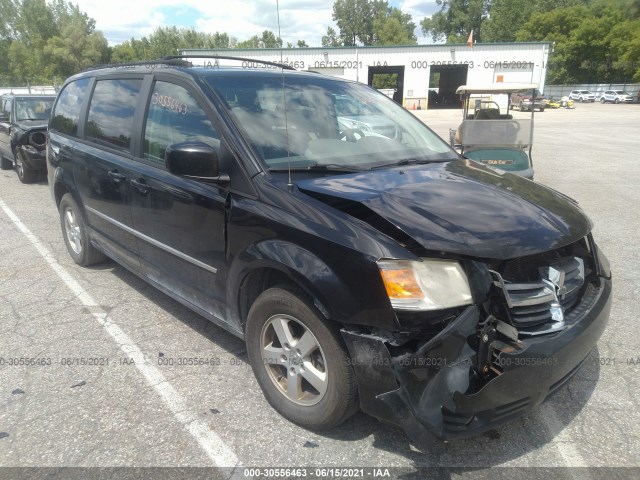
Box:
[163,54,296,70]
[84,54,296,73]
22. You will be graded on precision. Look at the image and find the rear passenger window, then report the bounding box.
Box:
[86,78,142,151]
[50,78,90,136]
[143,81,219,165]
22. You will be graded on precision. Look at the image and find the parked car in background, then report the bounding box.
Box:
[0,93,55,183]
[335,94,399,139]
[569,90,596,102]
[600,90,633,104]
[510,88,546,111]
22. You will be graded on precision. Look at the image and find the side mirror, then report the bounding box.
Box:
[165,142,229,184]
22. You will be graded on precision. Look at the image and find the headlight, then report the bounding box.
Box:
[377,259,472,311]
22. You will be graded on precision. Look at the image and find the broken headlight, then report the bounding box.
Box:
[377,259,472,311]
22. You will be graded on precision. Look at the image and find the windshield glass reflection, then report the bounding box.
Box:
[206,74,458,171]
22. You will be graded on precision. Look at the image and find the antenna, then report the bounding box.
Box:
[276,0,293,191]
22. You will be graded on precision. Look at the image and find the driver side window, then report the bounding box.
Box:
[143,81,220,166]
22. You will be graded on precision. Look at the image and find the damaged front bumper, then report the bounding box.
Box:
[19,145,47,170]
[341,277,612,447]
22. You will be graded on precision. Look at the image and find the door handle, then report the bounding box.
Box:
[130,178,150,194]
[108,170,126,182]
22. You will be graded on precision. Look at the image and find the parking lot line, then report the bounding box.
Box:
[0,198,241,469]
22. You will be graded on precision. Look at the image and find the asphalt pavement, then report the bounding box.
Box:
[0,102,638,479]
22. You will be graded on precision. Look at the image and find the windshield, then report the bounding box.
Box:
[205,74,457,171]
[15,98,54,121]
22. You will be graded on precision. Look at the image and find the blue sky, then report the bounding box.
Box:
[72,0,439,46]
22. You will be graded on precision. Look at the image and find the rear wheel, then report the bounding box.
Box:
[59,193,106,266]
[614,98,620,104]
[0,151,11,170]
[14,149,38,183]
[601,97,606,103]
[246,287,358,430]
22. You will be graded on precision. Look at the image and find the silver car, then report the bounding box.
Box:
[600,90,633,104]
[569,90,596,102]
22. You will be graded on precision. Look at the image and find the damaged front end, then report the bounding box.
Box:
[341,235,612,447]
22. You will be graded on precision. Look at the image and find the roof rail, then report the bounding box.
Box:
[84,55,297,73]
[162,54,296,70]
[83,58,192,72]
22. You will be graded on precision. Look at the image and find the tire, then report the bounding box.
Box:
[0,151,11,170]
[601,98,606,103]
[14,149,38,184]
[614,98,620,104]
[59,193,106,266]
[539,107,545,112]
[246,287,358,430]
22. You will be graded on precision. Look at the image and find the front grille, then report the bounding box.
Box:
[490,255,588,336]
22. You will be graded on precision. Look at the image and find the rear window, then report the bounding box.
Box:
[86,78,142,151]
[50,78,90,137]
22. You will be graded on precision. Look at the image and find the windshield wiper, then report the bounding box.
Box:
[369,156,454,170]
[270,163,365,173]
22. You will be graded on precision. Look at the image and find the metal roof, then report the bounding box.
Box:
[456,83,540,94]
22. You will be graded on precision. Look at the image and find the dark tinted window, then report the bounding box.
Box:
[50,78,90,136]
[86,78,142,151]
[143,81,219,165]
[1,97,12,117]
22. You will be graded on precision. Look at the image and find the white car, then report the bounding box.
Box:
[569,90,596,102]
[600,90,633,104]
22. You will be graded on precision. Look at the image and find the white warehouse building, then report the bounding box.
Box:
[182,43,551,110]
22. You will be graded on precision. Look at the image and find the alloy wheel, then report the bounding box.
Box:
[14,152,24,180]
[64,207,83,255]
[260,314,328,406]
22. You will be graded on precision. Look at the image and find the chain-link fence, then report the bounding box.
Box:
[545,84,640,102]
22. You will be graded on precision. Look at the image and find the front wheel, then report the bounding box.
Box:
[59,193,106,266]
[14,149,38,184]
[614,98,620,104]
[246,287,358,430]
[601,97,606,103]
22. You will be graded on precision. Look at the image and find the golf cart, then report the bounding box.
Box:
[450,83,539,179]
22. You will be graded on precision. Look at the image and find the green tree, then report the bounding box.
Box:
[322,26,342,47]
[516,0,640,83]
[2,0,106,84]
[237,30,282,49]
[331,0,415,46]
[374,7,417,45]
[332,0,388,45]
[421,0,488,43]
[482,0,591,42]
[297,39,309,47]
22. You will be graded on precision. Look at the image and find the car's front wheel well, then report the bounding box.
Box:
[239,267,325,332]
[54,182,69,208]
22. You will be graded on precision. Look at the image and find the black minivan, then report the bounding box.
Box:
[48,58,612,446]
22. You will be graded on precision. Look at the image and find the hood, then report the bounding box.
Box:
[13,119,49,131]
[296,160,592,260]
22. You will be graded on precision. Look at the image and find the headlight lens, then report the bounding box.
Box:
[377,259,472,311]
